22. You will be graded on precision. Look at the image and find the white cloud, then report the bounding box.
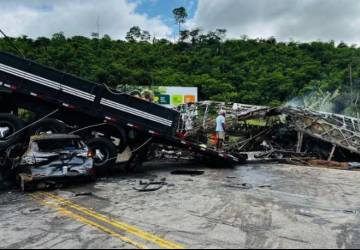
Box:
[193,0,360,44]
[0,0,172,39]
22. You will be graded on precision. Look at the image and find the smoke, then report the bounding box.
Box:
[285,88,360,117]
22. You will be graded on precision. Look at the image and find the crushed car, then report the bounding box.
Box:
[14,134,95,192]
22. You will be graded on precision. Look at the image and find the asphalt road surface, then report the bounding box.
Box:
[1,162,360,249]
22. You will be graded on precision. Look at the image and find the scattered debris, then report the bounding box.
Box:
[296,211,316,218]
[134,179,169,192]
[22,207,42,215]
[348,162,360,170]
[223,178,272,190]
[74,192,93,197]
[223,182,253,190]
[226,176,237,179]
[343,209,360,215]
[308,160,349,170]
[28,208,41,213]
[171,170,204,176]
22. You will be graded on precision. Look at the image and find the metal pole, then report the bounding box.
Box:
[296,131,304,153]
[328,145,337,161]
[0,28,26,59]
[350,64,353,104]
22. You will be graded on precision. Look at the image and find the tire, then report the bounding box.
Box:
[86,137,117,175]
[30,118,67,135]
[100,126,128,153]
[125,153,143,172]
[18,174,35,192]
[116,127,128,153]
[79,125,128,154]
[0,113,25,150]
[125,143,150,172]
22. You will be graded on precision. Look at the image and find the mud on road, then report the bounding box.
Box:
[1,162,360,249]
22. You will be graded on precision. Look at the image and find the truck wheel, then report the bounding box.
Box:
[116,128,128,153]
[30,118,67,135]
[0,113,25,149]
[125,144,149,172]
[96,125,128,154]
[86,137,117,175]
[18,174,35,192]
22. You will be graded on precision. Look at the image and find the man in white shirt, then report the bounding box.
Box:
[216,111,226,151]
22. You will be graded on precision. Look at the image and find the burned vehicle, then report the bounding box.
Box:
[15,134,95,191]
[177,101,360,165]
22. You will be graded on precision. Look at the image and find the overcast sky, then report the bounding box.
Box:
[1,0,360,44]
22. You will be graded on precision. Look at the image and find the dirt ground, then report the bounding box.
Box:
[1,162,360,249]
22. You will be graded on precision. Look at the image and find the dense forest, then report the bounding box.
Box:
[1,29,360,108]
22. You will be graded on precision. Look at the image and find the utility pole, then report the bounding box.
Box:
[0,28,25,58]
[350,63,354,104]
[91,15,100,39]
[97,15,100,38]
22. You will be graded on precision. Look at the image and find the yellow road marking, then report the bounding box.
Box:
[31,194,148,249]
[38,192,185,249]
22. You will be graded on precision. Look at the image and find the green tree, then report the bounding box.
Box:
[190,28,201,45]
[140,31,151,42]
[126,26,142,42]
[126,26,151,43]
[179,30,190,43]
[172,7,188,38]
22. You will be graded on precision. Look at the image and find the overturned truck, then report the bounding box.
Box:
[0,52,245,180]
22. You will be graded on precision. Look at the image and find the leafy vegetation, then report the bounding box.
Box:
[1,28,360,107]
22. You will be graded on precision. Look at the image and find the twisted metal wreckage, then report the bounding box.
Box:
[175,101,360,167]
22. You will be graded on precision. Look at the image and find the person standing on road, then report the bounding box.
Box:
[216,111,226,151]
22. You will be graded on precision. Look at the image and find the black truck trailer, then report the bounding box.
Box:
[0,52,245,173]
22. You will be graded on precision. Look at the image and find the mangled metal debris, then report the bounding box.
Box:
[177,101,360,166]
[282,107,360,156]
[134,178,169,192]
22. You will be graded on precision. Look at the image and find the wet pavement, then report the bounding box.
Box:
[1,162,360,249]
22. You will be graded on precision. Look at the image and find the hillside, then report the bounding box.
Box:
[1,33,359,107]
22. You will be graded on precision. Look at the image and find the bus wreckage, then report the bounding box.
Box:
[177,102,360,167]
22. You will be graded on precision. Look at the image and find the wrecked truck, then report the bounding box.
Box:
[0,52,245,182]
[15,134,95,191]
